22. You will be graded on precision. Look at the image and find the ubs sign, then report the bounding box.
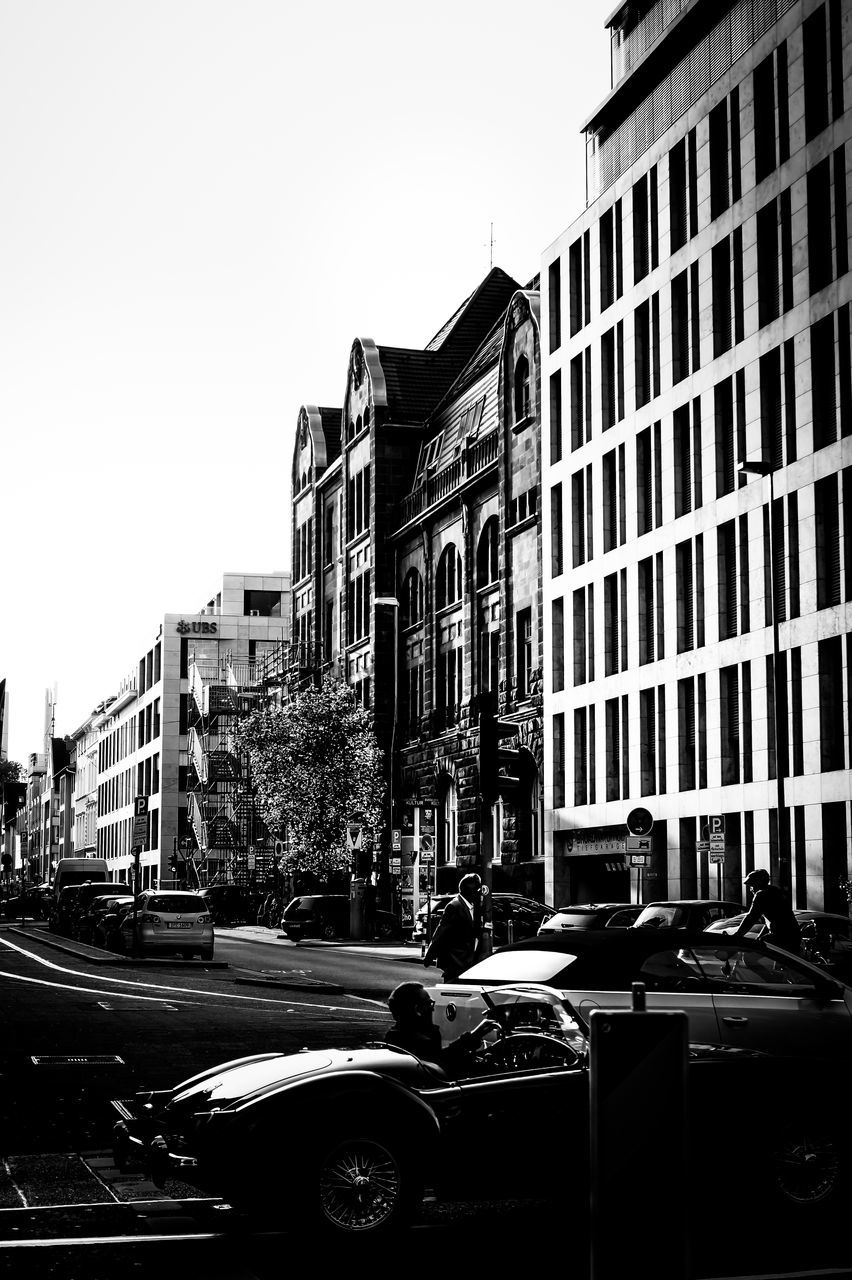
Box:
[176,619,218,634]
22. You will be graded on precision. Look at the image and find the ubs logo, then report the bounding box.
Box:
[176,620,218,635]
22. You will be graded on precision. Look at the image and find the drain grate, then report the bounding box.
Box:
[30,1054,126,1067]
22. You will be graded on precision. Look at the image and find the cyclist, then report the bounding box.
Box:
[732,868,801,954]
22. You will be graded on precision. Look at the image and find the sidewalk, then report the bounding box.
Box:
[218,923,425,962]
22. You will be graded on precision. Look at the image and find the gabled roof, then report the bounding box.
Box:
[373,267,521,424]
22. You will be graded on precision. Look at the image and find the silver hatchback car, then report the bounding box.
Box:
[120,890,214,960]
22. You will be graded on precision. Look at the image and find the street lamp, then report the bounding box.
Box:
[739,456,788,890]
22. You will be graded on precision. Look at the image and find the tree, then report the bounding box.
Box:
[0,760,22,788]
[232,676,386,881]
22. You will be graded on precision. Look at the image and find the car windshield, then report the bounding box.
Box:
[551,911,600,926]
[458,950,580,982]
[635,906,684,928]
[146,896,205,913]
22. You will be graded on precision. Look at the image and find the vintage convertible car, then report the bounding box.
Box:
[111,984,848,1239]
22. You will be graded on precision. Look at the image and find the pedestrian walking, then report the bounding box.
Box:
[423,873,483,981]
[733,868,802,954]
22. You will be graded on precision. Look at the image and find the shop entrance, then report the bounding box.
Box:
[559,854,630,906]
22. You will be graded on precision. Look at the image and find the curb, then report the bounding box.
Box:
[4,926,229,969]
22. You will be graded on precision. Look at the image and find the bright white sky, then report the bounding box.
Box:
[1,0,612,766]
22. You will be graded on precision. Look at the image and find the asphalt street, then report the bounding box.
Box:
[0,920,849,1279]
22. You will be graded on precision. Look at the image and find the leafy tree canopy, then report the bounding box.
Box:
[0,760,22,787]
[232,677,386,880]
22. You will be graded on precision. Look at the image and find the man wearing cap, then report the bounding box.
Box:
[733,868,801,954]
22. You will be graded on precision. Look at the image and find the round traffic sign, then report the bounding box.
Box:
[626,807,654,837]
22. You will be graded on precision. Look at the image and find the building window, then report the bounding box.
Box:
[632,172,649,283]
[435,546,462,610]
[516,608,532,700]
[640,688,656,797]
[401,568,424,628]
[815,474,841,609]
[548,258,561,353]
[550,484,563,578]
[477,519,499,589]
[514,355,531,424]
[553,713,566,809]
[551,598,564,694]
[436,646,463,727]
[677,677,696,792]
[550,370,562,464]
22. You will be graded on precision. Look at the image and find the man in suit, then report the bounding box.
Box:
[423,873,482,980]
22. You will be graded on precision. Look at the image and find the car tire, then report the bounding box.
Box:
[320,922,336,941]
[769,1119,846,1210]
[375,921,394,941]
[313,1133,421,1237]
[200,947,214,961]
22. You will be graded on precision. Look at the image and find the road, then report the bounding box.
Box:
[0,921,850,1280]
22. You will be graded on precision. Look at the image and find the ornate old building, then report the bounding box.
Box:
[289,268,546,922]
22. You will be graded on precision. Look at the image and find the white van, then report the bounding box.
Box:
[52,857,110,898]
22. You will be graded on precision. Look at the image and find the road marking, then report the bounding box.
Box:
[0,935,386,1016]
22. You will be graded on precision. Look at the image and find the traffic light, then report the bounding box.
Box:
[478,694,523,802]
[169,855,179,874]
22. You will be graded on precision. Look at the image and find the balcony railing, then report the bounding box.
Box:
[399,428,498,526]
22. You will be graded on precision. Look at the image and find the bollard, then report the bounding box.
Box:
[589,983,690,1279]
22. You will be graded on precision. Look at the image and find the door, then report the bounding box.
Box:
[689,940,852,1058]
[570,942,723,1045]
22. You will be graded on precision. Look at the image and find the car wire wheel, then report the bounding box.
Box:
[773,1128,842,1205]
[317,1137,404,1233]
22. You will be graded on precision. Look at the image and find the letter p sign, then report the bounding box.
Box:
[709,815,725,837]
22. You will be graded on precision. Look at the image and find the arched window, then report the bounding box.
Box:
[401,568,424,628]
[436,545,462,610]
[514,354,531,422]
[476,518,499,588]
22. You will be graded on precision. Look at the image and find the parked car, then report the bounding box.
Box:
[197,885,257,926]
[439,928,852,1059]
[537,902,643,934]
[92,897,135,951]
[412,892,556,946]
[110,982,848,1239]
[73,893,135,946]
[705,909,852,983]
[2,884,53,920]
[118,890,214,959]
[631,899,742,931]
[49,882,128,938]
[280,894,402,942]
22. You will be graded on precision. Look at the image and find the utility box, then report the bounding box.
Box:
[589,989,689,1279]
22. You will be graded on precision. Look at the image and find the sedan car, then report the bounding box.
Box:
[2,884,53,920]
[280,894,401,942]
[439,928,852,1060]
[49,882,128,938]
[412,892,556,946]
[706,909,852,983]
[73,893,135,946]
[110,983,847,1240]
[118,890,214,959]
[537,902,643,934]
[92,897,135,951]
[631,899,743,931]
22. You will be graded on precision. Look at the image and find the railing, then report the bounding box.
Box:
[399,428,499,526]
[189,793,208,850]
[188,728,207,784]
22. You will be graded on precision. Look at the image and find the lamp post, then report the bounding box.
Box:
[739,457,788,890]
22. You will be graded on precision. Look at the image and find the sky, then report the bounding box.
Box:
[1,0,613,766]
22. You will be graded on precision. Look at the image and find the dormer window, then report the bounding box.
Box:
[421,433,444,473]
[514,355,531,423]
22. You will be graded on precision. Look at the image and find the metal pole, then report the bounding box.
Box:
[768,468,788,892]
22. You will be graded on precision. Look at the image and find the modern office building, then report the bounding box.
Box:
[93,572,290,890]
[542,0,851,910]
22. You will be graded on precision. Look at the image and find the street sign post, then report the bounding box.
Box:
[131,796,149,959]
